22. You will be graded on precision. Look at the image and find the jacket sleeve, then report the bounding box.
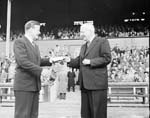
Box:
[90,39,112,67]
[68,56,80,69]
[13,39,43,77]
[40,58,52,66]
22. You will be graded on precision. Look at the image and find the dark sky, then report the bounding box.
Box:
[0,0,149,30]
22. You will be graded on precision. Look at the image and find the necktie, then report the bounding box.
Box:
[87,41,90,48]
[84,42,90,55]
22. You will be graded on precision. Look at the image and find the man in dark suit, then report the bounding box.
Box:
[13,20,64,118]
[67,23,111,118]
[67,68,76,92]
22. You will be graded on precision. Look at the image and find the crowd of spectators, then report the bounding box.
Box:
[0,44,149,84]
[0,22,149,83]
[108,46,149,82]
[0,23,149,41]
[0,54,16,83]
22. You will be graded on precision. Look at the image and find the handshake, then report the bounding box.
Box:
[49,56,71,63]
[40,56,71,82]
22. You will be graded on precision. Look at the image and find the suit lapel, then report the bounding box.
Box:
[84,37,98,56]
[24,37,40,60]
[80,43,87,58]
[35,44,41,61]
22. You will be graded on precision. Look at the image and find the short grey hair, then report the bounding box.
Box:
[24,20,40,32]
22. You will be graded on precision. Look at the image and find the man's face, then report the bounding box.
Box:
[80,27,90,42]
[31,25,41,39]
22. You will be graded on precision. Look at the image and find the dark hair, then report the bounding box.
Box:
[24,20,40,31]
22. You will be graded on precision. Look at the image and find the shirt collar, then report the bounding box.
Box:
[25,34,33,44]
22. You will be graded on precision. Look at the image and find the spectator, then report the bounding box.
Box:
[57,61,69,100]
[67,68,76,92]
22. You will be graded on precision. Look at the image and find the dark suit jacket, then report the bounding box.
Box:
[13,36,52,91]
[69,37,111,90]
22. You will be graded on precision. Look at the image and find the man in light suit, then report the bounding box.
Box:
[13,20,64,118]
[67,23,111,118]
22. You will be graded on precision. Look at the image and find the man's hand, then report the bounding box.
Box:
[82,59,90,65]
[49,57,65,63]
[64,56,71,62]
